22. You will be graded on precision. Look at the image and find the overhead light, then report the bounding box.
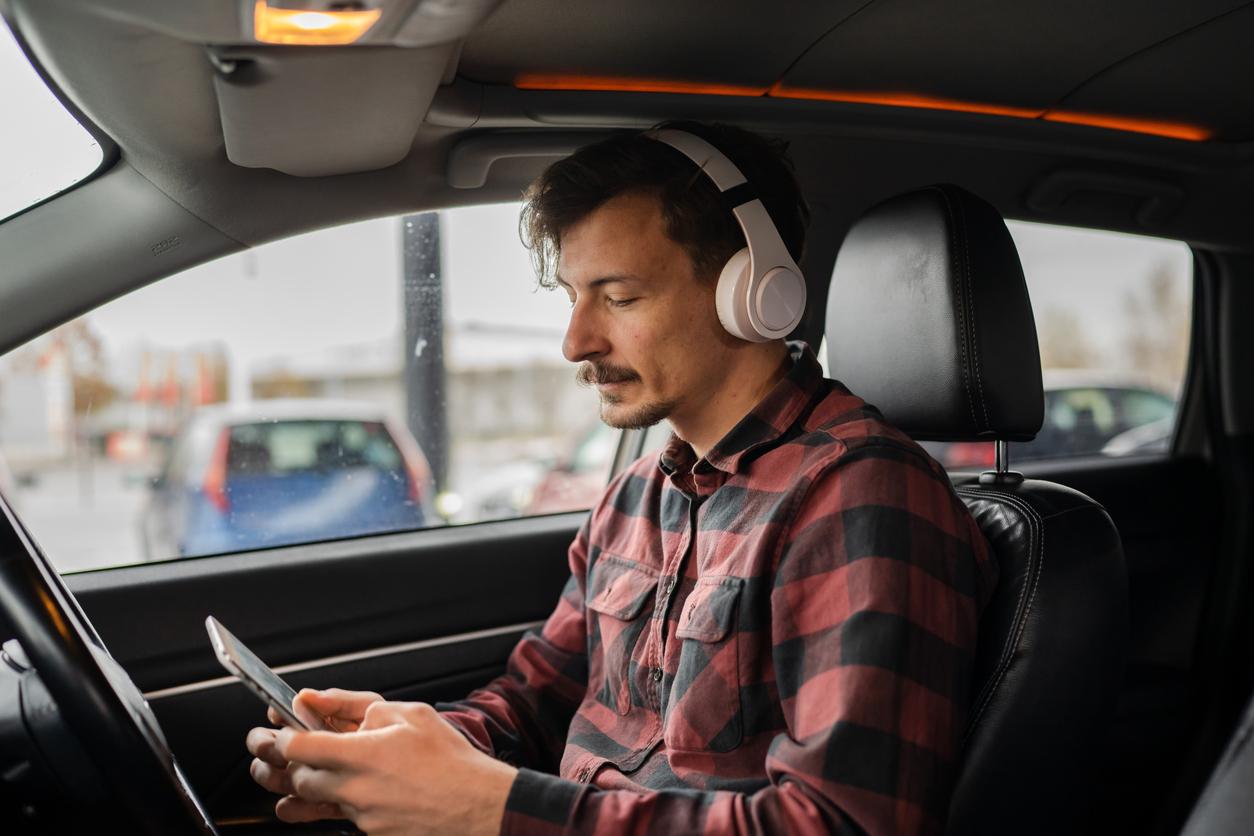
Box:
[252,1,381,45]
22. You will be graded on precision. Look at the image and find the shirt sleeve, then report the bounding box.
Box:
[497,442,992,835]
[436,520,593,772]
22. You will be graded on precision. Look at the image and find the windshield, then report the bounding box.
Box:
[0,17,103,222]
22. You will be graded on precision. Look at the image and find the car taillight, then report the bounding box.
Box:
[204,429,231,512]
[404,455,428,505]
[945,441,997,469]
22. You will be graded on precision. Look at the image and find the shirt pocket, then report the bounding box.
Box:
[586,555,658,716]
[667,575,745,753]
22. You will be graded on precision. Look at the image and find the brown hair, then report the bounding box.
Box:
[520,121,809,289]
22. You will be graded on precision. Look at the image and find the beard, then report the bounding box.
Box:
[577,361,676,429]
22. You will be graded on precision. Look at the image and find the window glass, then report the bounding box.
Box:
[0,204,609,572]
[0,19,104,222]
[821,221,1192,468]
[1005,221,1191,465]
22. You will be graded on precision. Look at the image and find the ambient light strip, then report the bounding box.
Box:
[513,73,1213,142]
[515,74,770,98]
[142,620,544,700]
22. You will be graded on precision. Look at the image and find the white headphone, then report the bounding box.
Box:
[648,129,807,343]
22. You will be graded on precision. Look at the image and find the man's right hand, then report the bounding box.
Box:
[246,687,383,822]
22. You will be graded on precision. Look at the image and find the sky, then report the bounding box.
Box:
[1006,219,1190,364]
[79,202,574,382]
[0,22,102,221]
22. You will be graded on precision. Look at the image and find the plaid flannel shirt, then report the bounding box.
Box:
[438,342,996,835]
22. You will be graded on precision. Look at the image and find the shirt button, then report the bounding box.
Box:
[652,668,664,682]
[664,577,675,593]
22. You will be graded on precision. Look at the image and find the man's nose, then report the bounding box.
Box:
[562,299,609,363]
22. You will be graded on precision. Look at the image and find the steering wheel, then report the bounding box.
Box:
[0,493,217,833]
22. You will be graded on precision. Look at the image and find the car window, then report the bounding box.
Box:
[227,421,404,473]
[0,203,611,572]
[0,20,103,221]
[821,220,1192,469]
[1118,389,1176,427]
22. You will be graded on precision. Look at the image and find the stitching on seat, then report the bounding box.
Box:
[933,187,980,432]
[957,487,1042,737]
[955,486,1045,741]
[954,196,991,430]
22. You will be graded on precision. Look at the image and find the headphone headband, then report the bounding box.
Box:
[647,128,806,342]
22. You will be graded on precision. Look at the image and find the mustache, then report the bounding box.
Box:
[577,362,640,387]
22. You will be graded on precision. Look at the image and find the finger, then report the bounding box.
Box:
[246,727,289,768]
[275,727,364,770]
[287,762,354,806]
[297,688,383,723]
[249,758,294,796]
[358,700,437,731]
[267,704,310,730]
[275,795,345,824]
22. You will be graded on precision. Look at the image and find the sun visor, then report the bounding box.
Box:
[211,44,453,176]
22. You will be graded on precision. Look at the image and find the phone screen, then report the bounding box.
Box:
[205,616,331,731]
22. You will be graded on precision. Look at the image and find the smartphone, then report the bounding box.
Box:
[205,615,333,732]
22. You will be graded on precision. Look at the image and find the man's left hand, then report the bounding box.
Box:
[273,701,518,836]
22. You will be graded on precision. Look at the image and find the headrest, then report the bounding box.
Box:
[826,185,1044,442]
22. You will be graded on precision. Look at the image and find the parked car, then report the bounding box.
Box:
[139,399,435,559]
[922,375,1178,469]
[1103,415,1174,456]
[524,421,618,515]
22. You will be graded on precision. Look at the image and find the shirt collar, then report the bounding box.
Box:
[659,341,824,479]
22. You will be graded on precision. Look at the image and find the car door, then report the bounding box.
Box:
[0,203,618,827]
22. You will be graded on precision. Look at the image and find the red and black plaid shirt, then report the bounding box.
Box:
[439,343,996,835]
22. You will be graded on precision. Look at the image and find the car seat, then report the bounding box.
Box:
[826,184,1130,835]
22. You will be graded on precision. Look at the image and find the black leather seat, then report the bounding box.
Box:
[826,185,1129,835]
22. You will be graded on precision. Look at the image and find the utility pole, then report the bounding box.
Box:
[401,212,449,497]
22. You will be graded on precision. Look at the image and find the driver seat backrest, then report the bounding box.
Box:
[826,185,1129,835]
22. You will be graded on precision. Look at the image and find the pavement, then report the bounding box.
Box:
[6,458,150,574]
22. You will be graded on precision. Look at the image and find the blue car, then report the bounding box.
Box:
[140,400,436,559]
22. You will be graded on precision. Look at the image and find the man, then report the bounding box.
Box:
[246,122,997,835]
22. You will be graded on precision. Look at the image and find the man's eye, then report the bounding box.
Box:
[608,298,638,308]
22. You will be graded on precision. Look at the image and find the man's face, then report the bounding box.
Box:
[557,190,735,430]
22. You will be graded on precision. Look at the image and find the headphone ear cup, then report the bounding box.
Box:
[750,267,807,337]
[715,248,761,342]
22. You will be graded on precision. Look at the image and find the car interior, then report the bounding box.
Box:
[0,1,1252,834]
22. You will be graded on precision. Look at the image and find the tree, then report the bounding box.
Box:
[1122,261,1190,392]
[7,319,118,415]
[1038,307,1099,369]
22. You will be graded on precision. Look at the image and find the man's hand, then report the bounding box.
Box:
[246,688,384,822]
[275,701,518,836]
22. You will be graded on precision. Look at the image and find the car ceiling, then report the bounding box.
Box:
[462,0,1254,142]
[1,0,1253,353]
